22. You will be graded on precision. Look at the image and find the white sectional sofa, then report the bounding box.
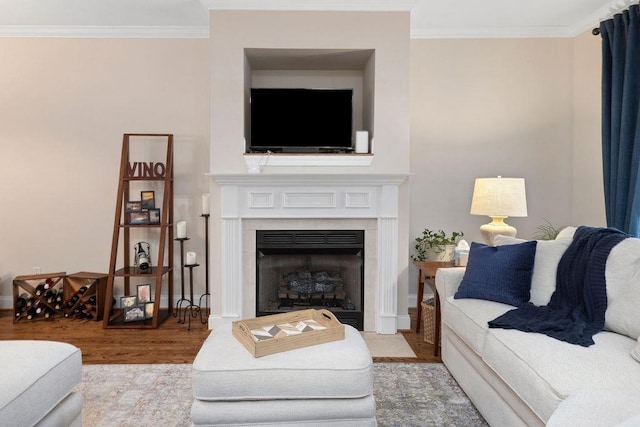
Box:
[0,340,83,427]
[436,227,640,426]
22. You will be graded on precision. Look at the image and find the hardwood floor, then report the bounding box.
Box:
[0,308,440,364]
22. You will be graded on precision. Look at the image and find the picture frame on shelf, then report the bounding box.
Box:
[144,302,154,319]
[121,296,137,308]
[123,305,145,322]
[125,201,142,213]
[129,211,149,225]
[148,208,160,225]
[141,191,155,209]
[137,284,151,303]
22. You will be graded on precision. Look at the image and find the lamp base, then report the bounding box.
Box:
[480,217,517,246]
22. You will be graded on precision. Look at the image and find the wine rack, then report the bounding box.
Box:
[13,272,66,323]
[13,272,107,323]
[63,272,108,321]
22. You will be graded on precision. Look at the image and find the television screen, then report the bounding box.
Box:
[249,88,353,152]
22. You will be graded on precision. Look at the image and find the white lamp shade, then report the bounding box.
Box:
[470,177,527,218]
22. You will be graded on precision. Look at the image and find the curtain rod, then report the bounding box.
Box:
[593,1,638,35]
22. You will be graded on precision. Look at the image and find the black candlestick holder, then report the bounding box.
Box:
[199,214,210,324]
[173,237,190,318]
[177,263,200,330]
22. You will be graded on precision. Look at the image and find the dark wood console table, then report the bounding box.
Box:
[414,261,455,356]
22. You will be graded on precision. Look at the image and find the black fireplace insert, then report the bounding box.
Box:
[255,229,364,330]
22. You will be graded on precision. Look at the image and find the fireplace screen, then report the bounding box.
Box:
[256,230,364,330]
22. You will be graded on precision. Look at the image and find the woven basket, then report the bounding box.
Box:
[421,298,437,344]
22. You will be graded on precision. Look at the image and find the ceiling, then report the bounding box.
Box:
[0,0,635,38]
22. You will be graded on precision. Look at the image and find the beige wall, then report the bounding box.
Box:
[408,36,590,297]
[0,38,210,306]
[0,25,607,313]
[573,31,607,226]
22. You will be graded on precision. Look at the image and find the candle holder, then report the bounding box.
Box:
[177,263,200,331]
[199,214,210,324]
[173,237,190,318]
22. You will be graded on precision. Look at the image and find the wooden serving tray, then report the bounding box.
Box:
[232,309,345,357]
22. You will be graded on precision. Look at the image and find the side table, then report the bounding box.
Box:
[414,260,455,356]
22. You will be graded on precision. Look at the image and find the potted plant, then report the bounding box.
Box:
[533,219,566,240]
[411,229,464,262]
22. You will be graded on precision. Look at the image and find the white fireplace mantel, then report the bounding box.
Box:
[207,173,408,334]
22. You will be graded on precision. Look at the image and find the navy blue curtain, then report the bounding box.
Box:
[601,4,640,236]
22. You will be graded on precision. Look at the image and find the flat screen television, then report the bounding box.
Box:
[249,88,353,153]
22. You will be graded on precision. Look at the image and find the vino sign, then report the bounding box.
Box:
[127,162,166,178]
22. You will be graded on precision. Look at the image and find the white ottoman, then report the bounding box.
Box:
[0,340,83,427]
[192,324,376,426]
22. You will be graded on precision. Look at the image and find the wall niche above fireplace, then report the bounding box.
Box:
[255,229,364,330]
[243,48,375,166]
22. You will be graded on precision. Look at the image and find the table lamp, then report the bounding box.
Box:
[470,176,528,245]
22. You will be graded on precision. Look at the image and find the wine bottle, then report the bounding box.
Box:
[65,293,80,308]
[34,300,45,314]
[87,295,97,305]
[16,293,29,310]
[34,283,46,296]
[44,308,56,319]
[44,289,57,304]
[78,286,88,295]
[136,243,150,271]
[26,307,38,320]
[43,278,54,290]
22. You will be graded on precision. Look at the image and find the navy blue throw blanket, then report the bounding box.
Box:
[488,226,628,346]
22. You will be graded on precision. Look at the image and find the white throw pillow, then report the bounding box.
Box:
[556,226,577,240]
[604,238,640,340]
[631,338,640,364]
[493,235,571,306]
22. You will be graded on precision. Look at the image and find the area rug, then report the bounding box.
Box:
[361,332,417,358]
[76,363,487,426]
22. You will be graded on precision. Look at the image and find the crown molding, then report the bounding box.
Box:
[1,23,593,40]
[200,0,418,12]
[0,25,209,38]
[411,26,575,39]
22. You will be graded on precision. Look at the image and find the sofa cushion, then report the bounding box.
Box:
[631,338,640,363]
[618,414,640,427]
[455,241,537,307]
[482,329,640,422]
[0,340,82,427]
[494,235,572,306]
[441,295,513,355]
[546,389,640,427]
[604,237,640,340]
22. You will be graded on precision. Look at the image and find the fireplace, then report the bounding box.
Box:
[256,229,364,329]
[207,173,409,333]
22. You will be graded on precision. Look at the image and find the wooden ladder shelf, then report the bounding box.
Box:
[103,134,174,328]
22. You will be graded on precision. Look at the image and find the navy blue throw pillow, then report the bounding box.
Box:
[455,240,537,307]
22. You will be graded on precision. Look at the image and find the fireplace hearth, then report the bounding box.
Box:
[256,229,364,330]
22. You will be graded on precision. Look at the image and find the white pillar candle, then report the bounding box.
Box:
[176,221,187,239]
[186,251,197,265]
[202,193,210,215]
